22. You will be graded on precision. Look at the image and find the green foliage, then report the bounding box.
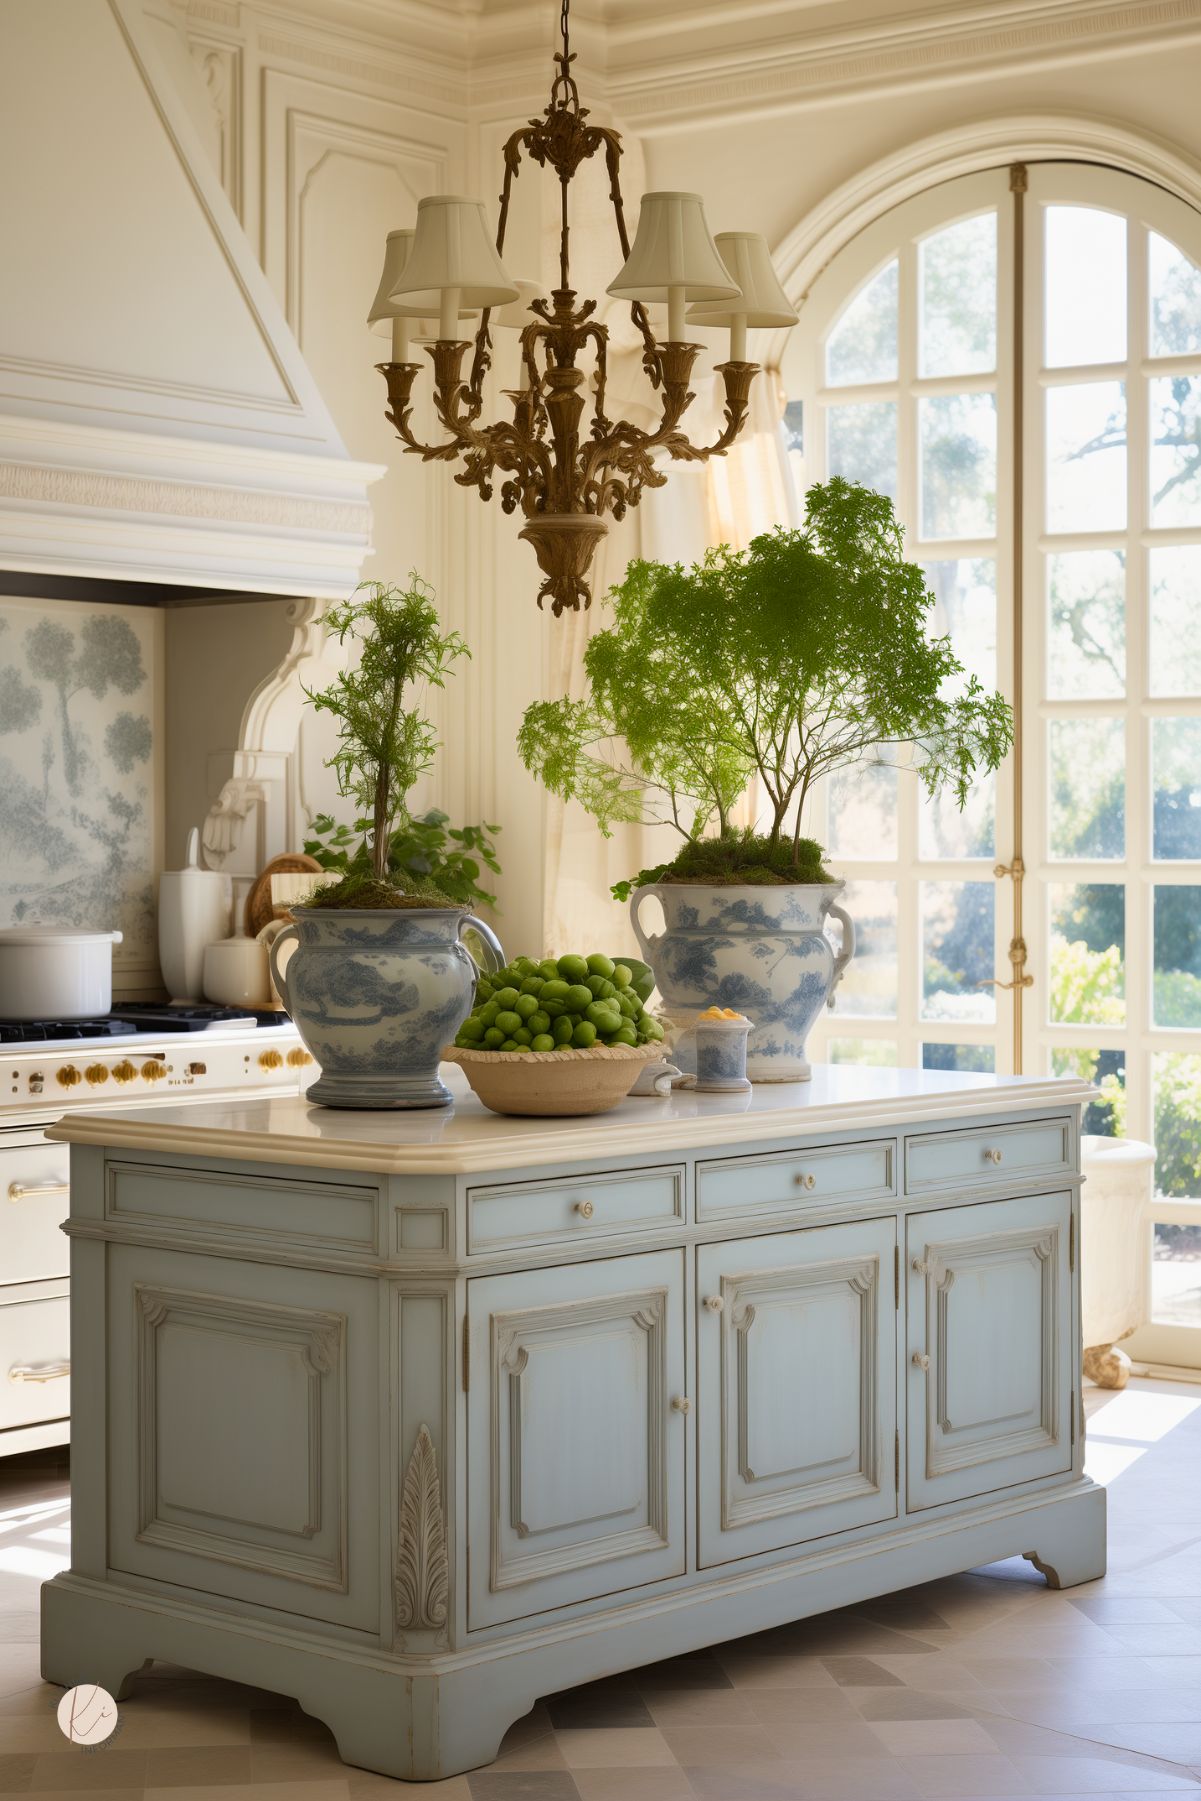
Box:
[1049,935,1126,1029]
[517,480,1013,892]
[303,578,469,893]
[1050,936,1201,1198]
[1152,1053,1201,1199]
[304,809,501,911]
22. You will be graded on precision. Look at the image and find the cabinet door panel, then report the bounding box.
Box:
[907,1191,1073,1510]
[467,1249,686,1629]
[106,1244,379,1631]
[697,1218,897,1568]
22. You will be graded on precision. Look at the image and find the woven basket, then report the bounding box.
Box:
[443,1041,664,1117]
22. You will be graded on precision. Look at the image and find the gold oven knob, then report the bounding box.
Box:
[186,1062,207,1077]
[112,1060,137,1084]
[56,1065,81,1088]
[286,1047,313,1068]
[258,1049,284,1070]
[85,1063,109,1085]
[140,1060,166,1082]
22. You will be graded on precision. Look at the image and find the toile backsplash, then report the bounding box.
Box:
[0,595,162,985]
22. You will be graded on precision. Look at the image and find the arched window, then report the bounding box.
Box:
[785,163,1201,1366]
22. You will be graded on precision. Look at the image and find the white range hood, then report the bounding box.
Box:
[0,0,382,598]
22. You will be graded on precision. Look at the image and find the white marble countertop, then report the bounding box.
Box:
[48,1062,1094,1177]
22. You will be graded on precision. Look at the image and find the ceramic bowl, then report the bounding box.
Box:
[444,1041,665,1117]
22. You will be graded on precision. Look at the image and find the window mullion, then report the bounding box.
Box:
[897,235,922,1065]
[1127,216,1152,1143]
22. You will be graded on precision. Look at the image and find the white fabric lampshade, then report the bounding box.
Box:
[686,232,799,328]
[389,195,519,312]
[607,193,739,304]
[367,230,415,329]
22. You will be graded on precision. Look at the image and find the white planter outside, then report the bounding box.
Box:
[1080,1133,1155,1386]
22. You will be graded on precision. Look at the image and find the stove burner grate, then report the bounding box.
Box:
[0,1018,139,1045]
[0,1003,269,1045]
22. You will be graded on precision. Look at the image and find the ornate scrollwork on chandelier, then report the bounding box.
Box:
[367,0,796,616]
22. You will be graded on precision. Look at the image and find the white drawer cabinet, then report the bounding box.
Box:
[696,1218,897,1567]
[466,1248,687,1628]
[0,1279,70,1435]
[906,1191,1074,1509]
[2,1142,70,1285]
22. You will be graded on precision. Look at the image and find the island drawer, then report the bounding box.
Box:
[467,1166,684,1254]
[2,1142,70,1285]
[696,1139,895,1221]
[905,1117,1073,1195]
[105,1160,378,1254]
[0,1280,70,1432]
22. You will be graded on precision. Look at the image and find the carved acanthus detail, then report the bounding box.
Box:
[395,1424,449,1631]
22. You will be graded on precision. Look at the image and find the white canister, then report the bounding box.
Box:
[159,828,233,1002]
[0,927,123,1020]
[203,933,272,1010]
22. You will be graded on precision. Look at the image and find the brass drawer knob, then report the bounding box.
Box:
[671,1395,692,1414]
[575,1199,595,1219]
[8,1180,69,1204]
[794,1171,817,1190]
[912,1352,931,1372]
[984,1147,1003,1165]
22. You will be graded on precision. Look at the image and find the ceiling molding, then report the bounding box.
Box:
[606,0,1201,130]
[183,0,1201,137]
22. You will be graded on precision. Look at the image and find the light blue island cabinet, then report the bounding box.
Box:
[42,1064,1106,1781]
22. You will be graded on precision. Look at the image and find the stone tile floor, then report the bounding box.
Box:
[2,1377,1201,1798]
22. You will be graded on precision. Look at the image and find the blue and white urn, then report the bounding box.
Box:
[630,882,855,1083]
[269,907,504,1110]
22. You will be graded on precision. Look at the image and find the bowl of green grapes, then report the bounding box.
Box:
[443,952,667,1117]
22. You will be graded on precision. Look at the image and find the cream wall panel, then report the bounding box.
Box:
[0,1,290,412]
[257,68,464,826]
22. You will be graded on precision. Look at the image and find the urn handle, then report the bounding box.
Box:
[629,886,665,961]
[462,914,505,976]
[267,924,299,1016]
[827,902,856,1006]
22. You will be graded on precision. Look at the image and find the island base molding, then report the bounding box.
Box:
[42,1478,1105,1783]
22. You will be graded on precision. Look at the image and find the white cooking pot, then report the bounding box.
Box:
[0,927,123,1020]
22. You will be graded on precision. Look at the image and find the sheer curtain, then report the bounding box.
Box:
[541,355,795,954]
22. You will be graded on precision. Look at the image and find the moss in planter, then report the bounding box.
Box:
[306,873,461,911]
[619,832,834,897]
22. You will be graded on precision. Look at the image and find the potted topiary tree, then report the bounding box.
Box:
[268,578,504,1110]
[519,479,1013,1080]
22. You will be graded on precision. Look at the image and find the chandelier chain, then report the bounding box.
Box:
[550,0,580,115]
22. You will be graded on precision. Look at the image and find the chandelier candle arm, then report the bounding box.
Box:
[368,0,796,615]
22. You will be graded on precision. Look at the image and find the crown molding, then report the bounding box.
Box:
[605,0,1201,131]
[179,0,1201,137]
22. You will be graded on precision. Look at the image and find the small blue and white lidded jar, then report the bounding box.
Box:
[692,1008,753,1094]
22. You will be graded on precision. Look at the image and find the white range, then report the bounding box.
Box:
[0,1017,312,1459]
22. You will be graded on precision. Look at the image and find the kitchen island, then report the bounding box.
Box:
[42,1064,1105,1781]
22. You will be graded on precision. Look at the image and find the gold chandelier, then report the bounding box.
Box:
[368,0,797,616]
